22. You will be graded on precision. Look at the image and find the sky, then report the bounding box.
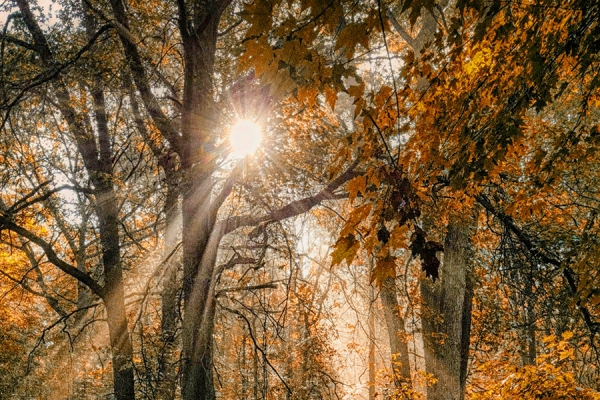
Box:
[1,0,62,28]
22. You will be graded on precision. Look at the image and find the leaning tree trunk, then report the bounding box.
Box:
[421,216,474,400]
[380,276,413,388]
[157,178,180,399]
[181,198,221,400]
[124,48,181,397]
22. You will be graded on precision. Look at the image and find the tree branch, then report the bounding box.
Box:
[221,305,292,394]
[386,8,416,49]
[105,0,182,153]
[0,217,106,298]
[216,283,277,297]
[218,158,360,237]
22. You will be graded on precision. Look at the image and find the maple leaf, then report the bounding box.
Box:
[371,255,397,286]
[340,204,372,237]
[331,234,360,267]
[347,175,367,203]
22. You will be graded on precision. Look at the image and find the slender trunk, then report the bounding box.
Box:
[157,178,180,399]
[380,276,412,388]
[459,270,474,400]
[522,280,537,366]
[526,310,537,365]
[86,9,135,394]
[368,284,376,400]
[421,216,473,400]
[181,185,221,400]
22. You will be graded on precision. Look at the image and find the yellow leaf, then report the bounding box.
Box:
[347,175,367,203]
[561,331,574,340]
[340,204,371,237]
[370,255,396,286]
[389,224,409,249]
[331,234,361,267]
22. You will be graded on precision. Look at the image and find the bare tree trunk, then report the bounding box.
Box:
[180,209,219,400]
[522,280,537,366]
[459,270,474,400]
[157,179,180,399]
[176,3,231,397]
[380,276,412,388]
[369,284,376,400]
[421,216,473,400]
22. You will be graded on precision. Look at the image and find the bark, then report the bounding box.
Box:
[180,202,221,400]
[380,276,412,388]
[368,284,376,400]
[421,216,473,400]
[178,4,223,398]
[459,269,474,400]
[522,279,537,366]
[157,179,180,399]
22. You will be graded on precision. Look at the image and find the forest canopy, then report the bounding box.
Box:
[0,0,599,399]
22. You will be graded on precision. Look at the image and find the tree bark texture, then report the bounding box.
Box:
[178,6,223,398]
[369,284,376,400]
[157,179,181,399]
[459,269,474,400]
[380,276,412,388]
[421,216,474,400]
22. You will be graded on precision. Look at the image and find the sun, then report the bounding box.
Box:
[229,119,262,158]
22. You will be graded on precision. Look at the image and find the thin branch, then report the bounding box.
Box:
[216,283,277,297]
[27,302,101,373]
[218,18,243,37]
[0,217,105,298]
[221,305,292,395]
[9,184,94,214]
[476,194,599,336]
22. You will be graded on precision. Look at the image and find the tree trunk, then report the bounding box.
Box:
[522,281,537,366]
[380,276,412,388]
[180,202,220,400]
[85,8,135,393]
[459,269,474,400]
[368,284,376,400]
[157,179,180,399]
[178,5,223,400]
[180,163,222,399]
[421,216,474,400]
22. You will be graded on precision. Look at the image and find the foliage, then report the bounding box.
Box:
[470,333,600,400]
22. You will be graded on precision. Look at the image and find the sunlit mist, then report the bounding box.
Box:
[229,119,262,158]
